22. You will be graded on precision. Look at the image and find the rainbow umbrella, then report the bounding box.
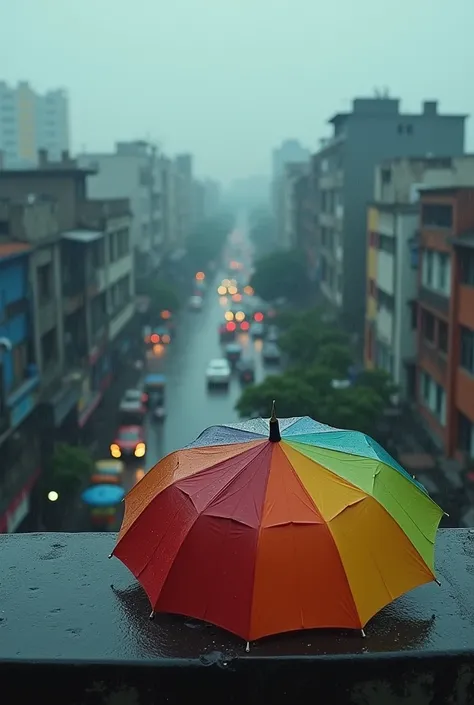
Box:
[111,410,443,643]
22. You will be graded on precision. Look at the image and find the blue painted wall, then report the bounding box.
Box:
[0,254,31,396]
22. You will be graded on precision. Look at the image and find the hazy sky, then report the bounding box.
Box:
[2,0,473,182]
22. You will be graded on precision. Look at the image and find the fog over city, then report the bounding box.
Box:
[2,0,473,180]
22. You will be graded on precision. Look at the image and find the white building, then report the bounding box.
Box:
[78,141,162,278]
[0,81,69,168]
[365,155,474,400]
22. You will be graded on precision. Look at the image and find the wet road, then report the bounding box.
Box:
[124,269,278,491]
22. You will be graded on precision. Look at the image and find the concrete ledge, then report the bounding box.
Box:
[1,530,474,704]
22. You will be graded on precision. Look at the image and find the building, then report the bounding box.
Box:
[0,152,134,462]
[78,141,162,280]
[281,162,309,250]
[416,186,474,461]
[0,81,69,168]
[316,97,467,335]
[0,242,41,533]
[365,156,474,401]
[175,153,194,239]
[271,140,310,249]
[160,155,187,253]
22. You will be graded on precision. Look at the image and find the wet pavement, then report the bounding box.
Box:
[123,270,280,494]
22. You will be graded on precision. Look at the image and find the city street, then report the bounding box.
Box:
[123,269,278,492]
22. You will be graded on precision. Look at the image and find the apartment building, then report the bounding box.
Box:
[416,186,474,461]
[316,97,466,335]
[365,156,474,400]
[0,81,69,167]
[0,153,134,449]
[78,141,161,279]
[0,242,41,533]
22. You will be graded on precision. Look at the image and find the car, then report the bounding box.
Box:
[219,321,236,342]
[122,388,148,405]
[118,399,146,426]
[206,358,231,387]
[110,425,146,460]
[251,322,265,338]
[262,341,281,364]
[266,325,279,343]
[224,342,242,365]
[152,326,171,344]
[237,358,255,384]
[189,295,203,311]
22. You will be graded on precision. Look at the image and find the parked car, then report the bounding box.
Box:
[110,425,146,460]
[206,359,231,387]
[122,388,148,405]
[237,358,255,384]
[189,295,203,311]
[262,342,281,364]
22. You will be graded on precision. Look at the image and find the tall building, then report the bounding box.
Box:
[78,141,162,278]
[365,156,474,402]
[415,186,474,461]
[271,140,310,249]
[0,81,69,168]
[175,154,194,238]
[316,97,467,335]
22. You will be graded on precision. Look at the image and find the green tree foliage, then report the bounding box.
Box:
[49,443,95,497]
[140,278,181,315]
[250,249,310,304]
[248,208,276,258]
[236,308,397,435]
[185,213,232,270]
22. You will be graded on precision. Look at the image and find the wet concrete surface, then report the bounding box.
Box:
[1,530,473,662]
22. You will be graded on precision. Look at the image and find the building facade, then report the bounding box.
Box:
[78,141,162,280]
[0,81,69,168]
[271,140,310,249]
[364,156,474,401]
[316,97,466,335]
[416,187,474,461]
[0,242,41,533]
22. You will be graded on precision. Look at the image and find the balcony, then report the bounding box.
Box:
[419,286,449,315]
[420,340,448,379]
[109,301,134,341]
[79,198,131,229]
[1,530,472,704]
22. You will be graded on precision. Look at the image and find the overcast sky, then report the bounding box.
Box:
[2,0,473,182]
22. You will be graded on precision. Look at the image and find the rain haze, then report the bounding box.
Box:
[2,0,473,181]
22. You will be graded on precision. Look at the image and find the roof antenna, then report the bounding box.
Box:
[269,400,281,443]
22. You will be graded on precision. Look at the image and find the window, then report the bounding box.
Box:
[420,370,446,425]
[381,168,391,184]
[437,253,451,295]
[378,234,395,254]
[458,412,474,457]
[421,204,453,229]
[12,343,28,389]
[460,326,474,374]
[397,124,404,134]
[422,249,434,287]
[421,371,430,404]
[369,232,378,248]
[406,124,413,135]
[377,289,394,311]
[409,301,418,330]
[422,311,435,343]
[460,250,474,286]
[438,320,448,354]
[369,279,376,297]
[41,329,58,370]
[37,263,52,302]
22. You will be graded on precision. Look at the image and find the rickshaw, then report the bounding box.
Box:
[90,459,124,486]
[144,373,166,421]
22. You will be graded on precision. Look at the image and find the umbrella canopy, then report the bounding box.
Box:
[112,413,443,642]
[82,483,125,508]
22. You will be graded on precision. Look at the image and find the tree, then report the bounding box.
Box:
[278,308,350,369]
[48,443,95,498]
[249,208,276,258]
[354,368,397,406]
[250,249,310,304]
[185,213,231,270]
[140,278,181,315]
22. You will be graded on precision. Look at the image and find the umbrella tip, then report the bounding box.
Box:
[269,400,281,442]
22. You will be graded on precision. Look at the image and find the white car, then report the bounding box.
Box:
[206,359,231,387]
[189,295,203,310]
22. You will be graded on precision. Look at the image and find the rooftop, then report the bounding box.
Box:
[1,530,474,703]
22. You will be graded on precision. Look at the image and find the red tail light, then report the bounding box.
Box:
[254,312,264,322]
[151,333,159,343]
[240,321,250,331]
[226,322,236,332]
